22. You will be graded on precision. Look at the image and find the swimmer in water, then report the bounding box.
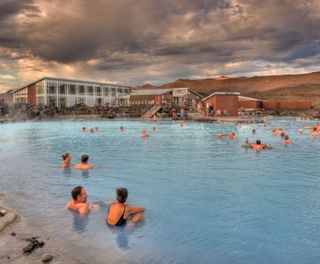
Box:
[228,132,236,140]
[74,154,93,170]
[60,152,72,168]
[90,128,94,133]
[120,126,125,132]
[272,128,277,136]
[311,127,319,137]
[141,129,149,138]
[280,132,285,139]
[217,133,223,139]
[95,127,99,132]
[152,127,157,132]
[106,188,145,226]
[250,139,271,151]
[82,127,86,133]
[66,186,98,214]
[297,129,303,135]
[283,135,292,144]
[241,138,251,148]
[252,129,256,135]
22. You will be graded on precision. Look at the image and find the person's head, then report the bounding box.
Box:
[252,129,256,133]
[280,132,285,137]
[313,127,317,131]
[116,188,128,203]
[71,186,87,203]
[256,139,261,145]
[272,128,276,132]
[152,127,156,131]
[81,154,89,164]
[245,138,249,143]
[62,152,71,162]
[284,135,289,140]
[82,127,86,131]
[120,126,124,130]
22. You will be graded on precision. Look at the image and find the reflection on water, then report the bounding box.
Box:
[71,211,89,234]
[63,167,72,175]
[81,170,90,178]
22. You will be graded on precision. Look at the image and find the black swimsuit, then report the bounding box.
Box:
[108,204,127,226]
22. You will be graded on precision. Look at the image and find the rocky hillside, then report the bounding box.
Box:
[134,71,320,107]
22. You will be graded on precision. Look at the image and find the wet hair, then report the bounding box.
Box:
[313,127,317,131]
[82,127,86,130]
[120,126,123,129]
[71,186,83,200]
[280,132,285,137]
[81,154,89,163]
[285,135,289,140]
[256,139,261,145]
[62,152,70,160]
[116,188,128,203]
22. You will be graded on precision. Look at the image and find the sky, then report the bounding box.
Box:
[0,0,320,92]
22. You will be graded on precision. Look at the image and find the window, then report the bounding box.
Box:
[111,88,116,92]
[111,92,116,97]
[48,96,57,106]
[124,88,129,93]
[77,97,86,105]
[58,97,67,107]
[95,87,102,96]
[87,86,94,96]
[78,85,85,95]
[69,84,76,95]
[104,87,109,94]
[36,83,44,94]
[47,83,56,94]
[37,96,45,105]
[118,88,123,93]
[59,84,66,94]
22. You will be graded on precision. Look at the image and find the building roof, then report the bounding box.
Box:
[13,77,130,93]
[238,95,266,102]
[131,87,203,98]
[202,92,240,102]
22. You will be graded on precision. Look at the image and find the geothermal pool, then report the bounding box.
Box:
[1,119,320,264]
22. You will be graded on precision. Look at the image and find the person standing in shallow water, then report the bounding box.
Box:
[106,188,145,226]
[74,154,93,170]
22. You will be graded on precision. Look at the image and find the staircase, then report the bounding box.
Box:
[143,106,162,118]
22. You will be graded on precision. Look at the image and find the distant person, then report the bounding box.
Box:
[152,115,158,122]
[250,139,270,151]
[252,129,256,135]
[280,132,285,139]
[208,104,213,117]
[228,132,236,140]
[311,127,318,137]
[172,109,177,120]
[82,127,86,133]
[141,129,149,138]
[95,127,99,132]
[152,127,157,132]
[241,138,251,148]
[272,128,277,136]
[90,128,95,133]
[180,108,185,120]
[74,154,93,170]
[60,152,72,168]
[283,135,292,144]
[297,129,303,135]
[66,186,97,214]
[106,188,145,226]
[120,126,125,132]
[217,133,223,139]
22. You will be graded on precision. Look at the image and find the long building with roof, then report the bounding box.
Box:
[13,77,130,107]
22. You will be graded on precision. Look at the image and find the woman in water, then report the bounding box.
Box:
[60,152,72,168]
[283,135,292,144]
[106,188,145,226]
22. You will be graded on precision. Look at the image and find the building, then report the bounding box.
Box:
[13,77,130,107]
[238,96,265,109]
[0,90,13,104]
[130,88,202,108]
[202,92,239,117]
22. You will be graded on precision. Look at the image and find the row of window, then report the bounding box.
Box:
[40,82,129,96]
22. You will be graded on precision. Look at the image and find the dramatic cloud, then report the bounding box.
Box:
[0,0,320,91]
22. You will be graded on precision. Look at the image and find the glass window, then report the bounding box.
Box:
[118,88,123,93]
[78,85,85,95]
[104,87,109,93]
[112,92,116,97]
[95,87,102,96]
[37,96,45,105]
[48,96,57,106]
[58,97,67,107]
[124,88,128,93]
[111,88,116,92]
[47,83,56,94]
[87,86,94,96]
[59,84,66,94]
[69,84,76,95]
[36,83,44,94]
[77,97,86,105]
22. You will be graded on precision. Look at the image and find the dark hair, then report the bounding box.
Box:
[71,186,83,200]
[62,152,69,160]
[285,135,289,140]
[81,154,89,163]
[116,188,128,203]
[82,127,86,130]
[256,139,261,145]
[280,132,285,136]
[313,127,317,131]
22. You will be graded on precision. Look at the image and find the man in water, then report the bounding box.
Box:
[66,186,96,214]
[74,154,93,170]
[60,152,72,168]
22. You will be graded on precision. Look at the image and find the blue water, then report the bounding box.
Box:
[1,119,320,264]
